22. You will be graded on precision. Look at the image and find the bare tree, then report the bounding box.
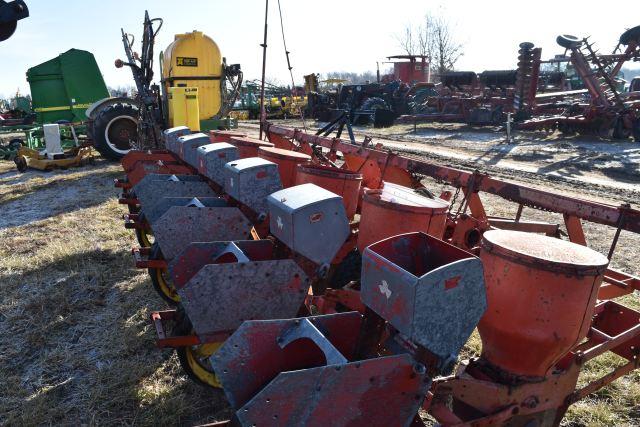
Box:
[395,25,417,56]
[395,13,463,76]
[416,16,435,58]
[430,14,463,75]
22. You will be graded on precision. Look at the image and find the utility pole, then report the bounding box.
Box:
[259,0,269,140]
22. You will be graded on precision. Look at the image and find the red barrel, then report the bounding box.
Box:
[478,230,609,378]
[229,136,274,158]
[295,164,362,219]
[209,130,247,143]
[258,147,311,188]
[357,183,449,252]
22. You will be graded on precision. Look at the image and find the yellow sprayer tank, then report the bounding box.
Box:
[168,86,200,130]
[162,31,222,120]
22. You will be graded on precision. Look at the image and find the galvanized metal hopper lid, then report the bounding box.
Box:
[364,182,449,213]
[481,230,609,275]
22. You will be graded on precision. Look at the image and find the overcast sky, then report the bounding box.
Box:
[1,0,639,98]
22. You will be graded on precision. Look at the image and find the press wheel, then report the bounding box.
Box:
[148,243,180,304]
[177,342,224,388]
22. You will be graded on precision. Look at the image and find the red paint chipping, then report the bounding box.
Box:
[444,276,461,290]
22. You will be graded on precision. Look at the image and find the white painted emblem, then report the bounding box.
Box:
[379,280,392,299]
[277,216,284,230]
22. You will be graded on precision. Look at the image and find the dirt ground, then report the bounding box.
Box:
[0,122,639,426]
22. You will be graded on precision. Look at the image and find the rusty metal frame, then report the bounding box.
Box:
[428,299,640,425]
[265,123,640,296]
[151,310,200,348]
[132,247,166,269]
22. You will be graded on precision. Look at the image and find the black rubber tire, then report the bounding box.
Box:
[134,213,154,248]
[556,34,582,49]
[491,106,505,125]
[558,122,576,136]
[356,97,390,125]
[148,243,180,305]
[173,305,223,388]
[633,119,640,143]
[612,117,631,140]
[14,155,27,172]
[135,227,154,248]
[361,97,389,112]
[92,102,138,161]
[127,200,141,214]
[8,138,23,150]
[620,25,640,46]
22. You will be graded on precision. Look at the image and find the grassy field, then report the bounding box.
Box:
[0,159,228,425]
[0,156,638,426]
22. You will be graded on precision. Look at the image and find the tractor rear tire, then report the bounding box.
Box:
[91,102,138,161]
[361,97,389,113]
[358,97,390,125]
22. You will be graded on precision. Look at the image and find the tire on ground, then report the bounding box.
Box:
[91,102,138,160]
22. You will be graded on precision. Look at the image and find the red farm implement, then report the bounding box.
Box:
[517,26,640,140]
[114,119,640,425]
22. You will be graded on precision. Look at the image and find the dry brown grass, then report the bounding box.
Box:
[0,159,229,426]
[0,148,638,425]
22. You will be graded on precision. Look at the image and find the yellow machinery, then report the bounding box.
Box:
[13,123,93,172]
[97,12,242,158]
[161,31,241,131]
[167,87,200,130]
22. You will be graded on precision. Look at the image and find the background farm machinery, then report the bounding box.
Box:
[2,10,242,167]
[304,55,435,127]
[85,11,241,161]
[232,79,306,120]
[0,49,104,168]
[400,25,640,140]
[517,26,640,140]
[112,116,640,425]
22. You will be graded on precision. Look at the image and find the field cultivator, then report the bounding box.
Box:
[114,121,640,425]
[518,26,640,140]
